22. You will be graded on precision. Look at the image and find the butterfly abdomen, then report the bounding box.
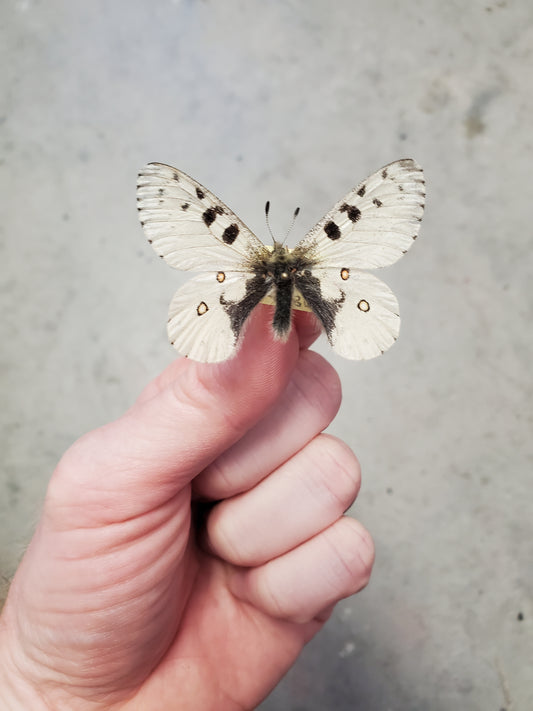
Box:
[272,279,293,339]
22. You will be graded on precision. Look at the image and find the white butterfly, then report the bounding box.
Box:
[137,159,425,362]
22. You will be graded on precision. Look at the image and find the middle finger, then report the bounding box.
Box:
[206,433,361,566]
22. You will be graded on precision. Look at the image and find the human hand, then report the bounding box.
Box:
[0,308,374,711]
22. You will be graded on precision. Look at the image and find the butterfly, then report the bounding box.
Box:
[137,159,425,362]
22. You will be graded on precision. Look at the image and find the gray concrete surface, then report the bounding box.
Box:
[1,1,532,708]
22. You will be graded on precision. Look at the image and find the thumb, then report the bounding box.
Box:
[49,307,301,521]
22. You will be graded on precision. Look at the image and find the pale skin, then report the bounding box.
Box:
[0,307,375,710]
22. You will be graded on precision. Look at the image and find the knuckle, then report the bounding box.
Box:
[254,568,290,621]
[207,505,247,565]
[169,367,244,440]
[327,517,375,593]
[309,435,362,511]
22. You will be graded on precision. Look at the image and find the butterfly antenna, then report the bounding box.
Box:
[281,206,300,246]
[265,201,276,245]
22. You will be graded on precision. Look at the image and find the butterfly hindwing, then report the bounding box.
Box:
[167,270,269,363]
[296,267,400,360]
[137,163,267,271]
[296,158,425,270]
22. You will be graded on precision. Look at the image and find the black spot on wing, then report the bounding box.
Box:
[181,203,190,211]
[196,187,205,199]
[382,168,388,179]
[158,188,164,196]
[202,208,217,227]
[222,223,239,244]
[202,205,224,228]
[373,198,383,207]
[340,203,361,223]
[173,172,180,181]
[324,221,341,240]
[357,185,366,197]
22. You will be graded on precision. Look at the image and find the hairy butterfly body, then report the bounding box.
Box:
[137,159,425,362]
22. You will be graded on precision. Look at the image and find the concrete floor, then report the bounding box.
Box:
[1,1,532,708]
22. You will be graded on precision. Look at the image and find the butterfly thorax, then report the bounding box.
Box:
[254,242,315,339]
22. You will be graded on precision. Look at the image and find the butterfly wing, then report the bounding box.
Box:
[137,163,267,271]
[138,163,273,361]
[292,159,424,359]
[167,270,270,362]
[295,267,400,360]
[296,158,425,269]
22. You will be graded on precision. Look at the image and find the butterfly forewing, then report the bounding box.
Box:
[137,163,267,271]
[296,158,425,270]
